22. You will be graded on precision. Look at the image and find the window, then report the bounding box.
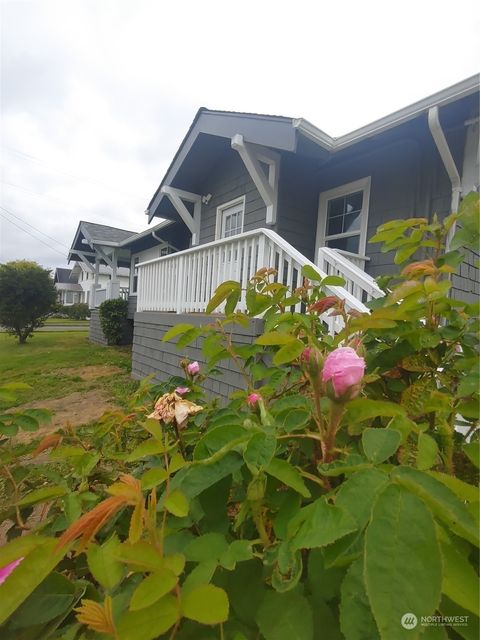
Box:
[316,177,371,257]
[215,196,245,240]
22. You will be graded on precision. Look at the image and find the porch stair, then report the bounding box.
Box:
[136,228,384,333]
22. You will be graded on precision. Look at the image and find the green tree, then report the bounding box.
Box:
[0,260,57,344]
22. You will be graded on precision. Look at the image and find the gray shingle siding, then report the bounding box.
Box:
[198,151,266,245]
[131,312,264,401]
[89,309,134,345]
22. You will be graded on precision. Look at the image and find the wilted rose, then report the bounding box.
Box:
[148,392,203,429]
[322,347,365,400]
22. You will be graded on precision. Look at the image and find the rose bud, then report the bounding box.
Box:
[186,361,200,376]
[322,347,365,401]
[246,392,261,407]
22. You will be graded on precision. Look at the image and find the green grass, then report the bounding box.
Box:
[0,331,136,407]
[44,318,90,325]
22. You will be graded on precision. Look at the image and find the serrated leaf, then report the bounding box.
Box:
[292,499,357,550]
[265,458,311,498]
[365,484,442,640]
[340,557,380,640]
[256,331,297,346]
[17,485,66,507]
[162,323,195,342]
[392,467,479,547]
[322,275,346,286]
[184,533,228,563]
[164,489,189,517]
[344,399,406,424]
[244,432,276,469]
[440,537,479,615]
[126,439,167,461]
[272,338,305,366]
[301,264,322,282]
[13,413,39,431]
[87,534,124,591]
[141,467,168,490]
[335,468,389,529]
[256,591,313,640]
[117,594,179,640]
[129,568,178,611]
[362,428,401,464]
[416,433,439,470]
[182,584,229,624]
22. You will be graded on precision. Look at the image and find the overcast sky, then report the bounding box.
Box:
[1,0,479,271]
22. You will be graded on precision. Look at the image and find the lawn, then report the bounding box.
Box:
[44,318,90,325]
[0,331,135,408]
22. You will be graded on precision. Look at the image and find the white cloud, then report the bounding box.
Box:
[1,0,478,269]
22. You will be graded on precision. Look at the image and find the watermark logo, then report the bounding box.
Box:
[401,613,418,630]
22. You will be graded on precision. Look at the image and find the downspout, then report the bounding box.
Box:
[427,106,462,249]
[151,231,163,243]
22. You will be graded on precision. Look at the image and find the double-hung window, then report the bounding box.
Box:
[316,177,371,257]
[216,196,245,240]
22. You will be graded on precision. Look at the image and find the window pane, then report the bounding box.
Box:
[327,235,360,253]
[343,211,361,233]
[327,216,343,236]
[327,196,345,218]
[345,191,363,213]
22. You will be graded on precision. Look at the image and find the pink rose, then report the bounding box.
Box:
[0,557,23,585]
[322,347,365,399]
[175,387,190,396]
[246,392,261,407]
[300,346,322,377]
[186,361,200,376]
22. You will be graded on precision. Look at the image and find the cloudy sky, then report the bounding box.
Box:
[1,0,479,271]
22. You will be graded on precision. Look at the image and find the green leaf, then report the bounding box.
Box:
[87,534,124,591]
[182,560,217,595]
[184,533,228,563]
[392,467,479,547]
[8,571,76,629]
[440,537,479,615]
[463,442,479,469]
[127,439,167,462]
[22,408,52,424]
[340,557,380,640]
[162,323,194,342]
[256,591,313,640]
[301,264,322,282]
[118,594,179,640]
[272,338,305,366]
[427,471,478,503]
[141,467,168,490]
[362,428,401,464]
[292,499,357,550]
[115,542,165,572]
[0,538,66,625]
[344,399,406,423]
[265,458,311,498]
[244,432,276,469]
[335,468,389,529]
[256,331,297,346]
[416,433,439,470]
[457,399,479,420]
[13,413,39,431]
[164,489,189,517]
[170,451,244,501]
[206,281,241,314]
[182,584,229,624]
[321,274,346,286]
[219,540,254,570]
[129,568,178,611]
[365,484,442,640]
[17,485,66,507]
[317,453,371,477]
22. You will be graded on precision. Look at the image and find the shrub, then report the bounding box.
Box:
[0,196,478,639]
[66,303,90,320]
[0,260,57,343]
[99,298,129,345]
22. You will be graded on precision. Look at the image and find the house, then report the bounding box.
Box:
[53,268,83,305]
[72,75,479,399]
[70,261,130,306]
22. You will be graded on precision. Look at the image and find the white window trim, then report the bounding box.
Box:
[315,176,371,260]
[215,195,246,240]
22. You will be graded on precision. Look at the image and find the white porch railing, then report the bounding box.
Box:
[137,228,381,332]
[317,247,384,303]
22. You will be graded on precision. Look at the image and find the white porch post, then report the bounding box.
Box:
[106,251,120,300]
[89,258,100,309]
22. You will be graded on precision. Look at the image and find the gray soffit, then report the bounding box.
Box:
[146,73,479,220]
[118,219,174,248]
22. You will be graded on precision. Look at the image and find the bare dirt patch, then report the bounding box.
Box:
[15,390,117,442]
[54,365,124,381]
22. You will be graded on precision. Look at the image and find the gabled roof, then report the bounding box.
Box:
[78,221,137,246]
[147,74,479,220]
[54,267,72,284]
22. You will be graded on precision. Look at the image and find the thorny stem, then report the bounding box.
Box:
[2,465,26,529]
[323,402,346,463]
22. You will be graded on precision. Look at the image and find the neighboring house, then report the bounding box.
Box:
[79,75,480,398]
[53,268,83,305]
[68,221,136,308]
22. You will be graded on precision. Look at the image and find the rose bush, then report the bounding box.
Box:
[0,195,478,640]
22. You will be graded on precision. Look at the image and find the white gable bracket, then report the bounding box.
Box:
[95,246,115,269]
[74,251,95,273]
[231,134,278,225]
[161,186,202,246]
